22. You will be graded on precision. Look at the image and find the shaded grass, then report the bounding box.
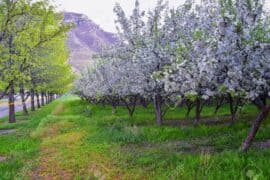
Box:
[56,97,270,179]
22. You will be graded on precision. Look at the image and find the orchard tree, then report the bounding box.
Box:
[212,0,270,151]
[113,0,172,125]
[159,0,218,124]
[75,0,270,152]
[0,0,32,122]
[0,0,72,122]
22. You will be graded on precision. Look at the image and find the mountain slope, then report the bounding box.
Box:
[64,12,117,71]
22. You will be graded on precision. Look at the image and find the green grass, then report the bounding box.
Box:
[0,98,60,179]
[0,95,269,179]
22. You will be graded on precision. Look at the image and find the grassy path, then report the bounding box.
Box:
[30,101,121,179]
[0,96,125,179]
[0,97,62,179]
[1,95,270,179]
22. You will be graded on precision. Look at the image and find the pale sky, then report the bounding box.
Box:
[54,0,270,33]
[54,0,186,32]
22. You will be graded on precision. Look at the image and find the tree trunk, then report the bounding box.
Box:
[46,93,49,103]
[214,97,224,114]
[229,95,238,125]
[46,93,49,104]
[8,82,16,123]
[111,97,119,115]
[128,103,136,117]
[30,89,35,111]
[194,98,201,125]
[44,94,47,104]
[36,93,41,109]
[19,86,28,116]
[112,103,117,115]
[140,97,148,108]
[122,96,137,117]
[186,100,194,119]
[230,112,237,125]
[240,105,270,152]
[154,94,163,126]
[41,92,45,106]
[49,93,53,102]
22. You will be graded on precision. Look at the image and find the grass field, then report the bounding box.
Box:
[0,95,270,179]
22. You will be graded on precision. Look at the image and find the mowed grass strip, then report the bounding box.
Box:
[30,98,126,179]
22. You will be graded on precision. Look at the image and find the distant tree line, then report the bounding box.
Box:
[0,0,74,123]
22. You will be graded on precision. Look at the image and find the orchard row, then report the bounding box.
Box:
[75,0,270,151]
[0,0,74,123]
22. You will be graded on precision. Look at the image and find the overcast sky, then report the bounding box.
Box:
[54,0,270,33]
[54,0,189,32]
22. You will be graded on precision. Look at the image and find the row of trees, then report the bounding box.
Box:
[75,0,270,151]
[0,0,74,123]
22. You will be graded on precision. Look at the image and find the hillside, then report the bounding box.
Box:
[64,12,118,71]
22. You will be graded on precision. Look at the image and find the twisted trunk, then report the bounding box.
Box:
[214,97,225,114]
[240,105,270,152]
[122,95,138,117]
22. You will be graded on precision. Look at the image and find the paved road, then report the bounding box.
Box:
[0,103,28,119]
[0,98,36,118]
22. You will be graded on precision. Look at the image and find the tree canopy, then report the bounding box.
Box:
[0,0,74,122]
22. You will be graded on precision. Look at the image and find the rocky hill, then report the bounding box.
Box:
[64,12,117,71]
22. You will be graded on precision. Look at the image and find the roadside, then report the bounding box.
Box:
[0,97,41,118]
[0,97,60,179]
